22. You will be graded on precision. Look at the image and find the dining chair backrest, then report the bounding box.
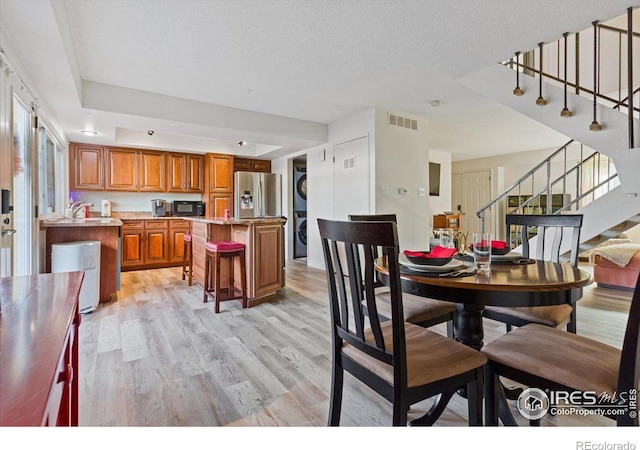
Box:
[618,271,640,425]
[348,214,397,289]
[317,218,408,384]
[506,214,583,267]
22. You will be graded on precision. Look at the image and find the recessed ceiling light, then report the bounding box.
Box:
[238,141,247,146]
[80,130,98,135]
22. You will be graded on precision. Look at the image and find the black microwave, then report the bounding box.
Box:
[172,201,204,216]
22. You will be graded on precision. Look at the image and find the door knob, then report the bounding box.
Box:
[1,228,16,237]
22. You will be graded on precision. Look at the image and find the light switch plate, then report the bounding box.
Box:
[418,187,426,196]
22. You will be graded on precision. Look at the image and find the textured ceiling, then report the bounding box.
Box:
[0,0,637,159]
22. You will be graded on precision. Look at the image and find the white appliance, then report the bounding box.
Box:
[234,172,282,218]
[101,199,111,217]
[52,241,101,314]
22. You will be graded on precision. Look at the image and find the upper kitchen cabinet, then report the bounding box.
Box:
[139,150,166,192]
[234,157,271,173]
[105,147,138,191]
[71,143,206,193]
[167,153,204,193]
[70,143,104,191]
[206,153,234,193]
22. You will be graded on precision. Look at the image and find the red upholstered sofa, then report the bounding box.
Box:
[593,252,640,291]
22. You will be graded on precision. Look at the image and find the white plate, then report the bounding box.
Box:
[491,251,522,261]
[398,254,465,272]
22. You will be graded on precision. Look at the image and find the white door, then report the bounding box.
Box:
[11,95,39,276]
[334,136,370,219]
[333,136,370,276]
[452,170,492,236]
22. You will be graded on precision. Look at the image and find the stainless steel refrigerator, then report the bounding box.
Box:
[234,172,282,218]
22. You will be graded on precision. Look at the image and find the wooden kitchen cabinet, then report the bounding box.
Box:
[139,150,166,192]
[204,153,234,218]
[208,193,233,218]
[253,223,284,298]
[234,157,271,173]
[206,153,234,192]
[167,153,204,193]
[144,219,168,264]
[121,219,189,271]
[169,219,190,262]
[70,143,104,190]
[105,147,138,191]
[189,218,285,306]
[433,213,460,229]
[121,221,145,267]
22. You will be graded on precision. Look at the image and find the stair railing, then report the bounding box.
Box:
[505,9,639,140]
[477,139,619,239]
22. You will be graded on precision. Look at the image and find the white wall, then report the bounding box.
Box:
[306,108,376,270]
[374,109,430,251]
[306,107,438,269]
[72,191,202,214]
[306,144,335,270]
[459,64,636,158]
[453,146,557,192]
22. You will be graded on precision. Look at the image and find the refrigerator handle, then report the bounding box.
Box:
[259,179,264,216]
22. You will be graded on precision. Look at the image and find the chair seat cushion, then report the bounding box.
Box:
[183,233,192,242]
[205,240,245,252]
[484,304,573,327]
[373,291,455,324]
[481,324,620,397]
[342,322,486,388]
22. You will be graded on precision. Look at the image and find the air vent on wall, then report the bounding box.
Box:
[343,156,356,169]
[388,113,418,131]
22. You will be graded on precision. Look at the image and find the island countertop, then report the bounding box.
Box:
[186,216,287,225]
[188,217,285,306]
[40,217,123,228]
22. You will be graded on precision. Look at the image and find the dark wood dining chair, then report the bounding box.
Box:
[483,214,583,333]
[318,218,486,426]
[349,214,455,338]
[482,269,640,426]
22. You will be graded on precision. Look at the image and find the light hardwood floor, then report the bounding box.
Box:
[79,260,632,426]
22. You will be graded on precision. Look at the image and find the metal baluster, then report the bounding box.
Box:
[536,42,548,105]
[546,159,552,214]
[628,7,635,148]
[590,21,602,130]
[513,52,524,96]
[561,32,572,117]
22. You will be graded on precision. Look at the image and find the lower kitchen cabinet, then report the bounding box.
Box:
[169,219,190,263]
[121,219,189,271]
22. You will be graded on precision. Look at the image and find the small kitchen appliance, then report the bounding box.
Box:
[151,199,167,217]
[172,200,204,217]
[101,199,111,217]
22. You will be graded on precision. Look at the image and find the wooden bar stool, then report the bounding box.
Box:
[202,241,247,313]
[182,233,193,286]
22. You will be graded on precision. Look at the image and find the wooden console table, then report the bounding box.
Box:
[0,272,83,426]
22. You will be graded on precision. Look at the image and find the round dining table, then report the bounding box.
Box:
[375,257,593,351]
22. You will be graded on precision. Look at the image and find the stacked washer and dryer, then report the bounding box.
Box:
[293,162,307,258]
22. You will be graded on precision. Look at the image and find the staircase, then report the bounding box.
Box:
[461,8,640,259]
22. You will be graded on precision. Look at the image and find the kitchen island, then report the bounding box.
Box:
[187,217,286,306]
[41,217,122,303]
